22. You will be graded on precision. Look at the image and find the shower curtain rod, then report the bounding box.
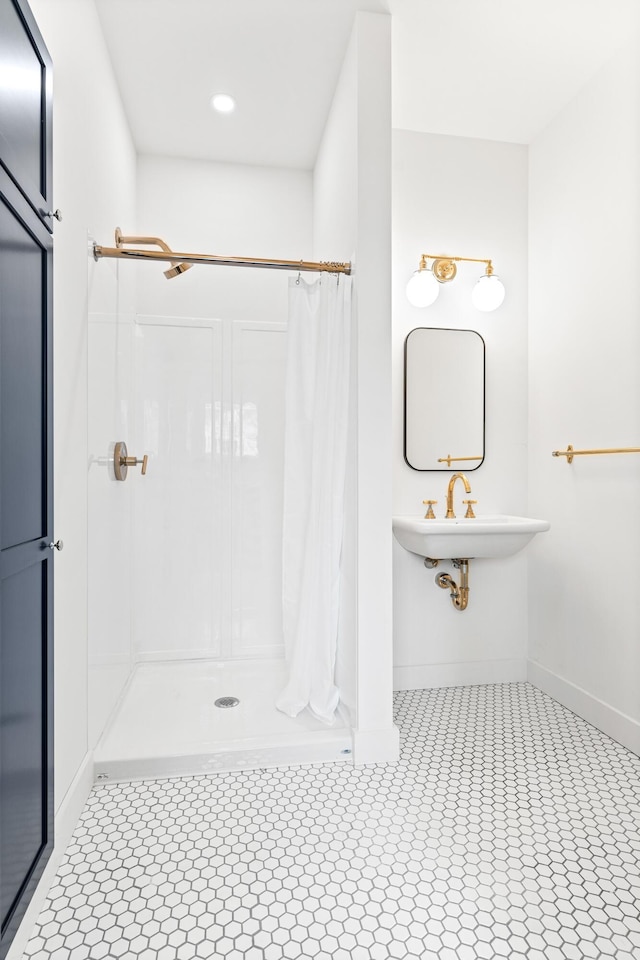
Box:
[92,228,352,277]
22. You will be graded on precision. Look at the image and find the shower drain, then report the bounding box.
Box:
[215,696,240,709]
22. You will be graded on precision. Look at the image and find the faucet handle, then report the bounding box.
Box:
[113,441,149,481]
[422,499,437,520]
[463,500,477,519]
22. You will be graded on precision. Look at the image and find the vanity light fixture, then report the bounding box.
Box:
[406,253,505,312]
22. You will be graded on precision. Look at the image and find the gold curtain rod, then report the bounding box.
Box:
[92,229,351,276]
[552,444,640,464]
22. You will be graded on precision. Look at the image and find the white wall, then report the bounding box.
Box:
[314,12,397,762]
[136,155,312,321]
[313,22,358,728]
[528,38,640,751]
[392,131,529,689]
[28,0,137,806]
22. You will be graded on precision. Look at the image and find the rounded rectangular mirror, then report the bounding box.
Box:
[404,327,485,471]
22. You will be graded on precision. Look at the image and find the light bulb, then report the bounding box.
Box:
[406,268,440,308]
[471,274,505,312]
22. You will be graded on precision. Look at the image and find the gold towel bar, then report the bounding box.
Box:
[552,444,640,464]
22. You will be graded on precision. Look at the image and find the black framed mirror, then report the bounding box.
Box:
[404,327,485,471]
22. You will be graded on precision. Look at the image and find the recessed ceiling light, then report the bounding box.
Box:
[211,93,236,114]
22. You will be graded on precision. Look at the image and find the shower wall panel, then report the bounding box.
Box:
[132,316,286,663]
[133,317,223,661]
[230,323,286,659]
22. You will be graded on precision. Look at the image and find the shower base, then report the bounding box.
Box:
[93,659,353,783]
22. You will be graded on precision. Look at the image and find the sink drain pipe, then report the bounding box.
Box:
[433,558,470,611]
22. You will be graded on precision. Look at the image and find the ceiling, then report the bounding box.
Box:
[392,0,640,144]
[94,0,390,170]
[95,0,639,170]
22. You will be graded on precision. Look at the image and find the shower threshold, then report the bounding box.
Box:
[93,659,353,783]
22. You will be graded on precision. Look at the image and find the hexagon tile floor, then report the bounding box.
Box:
[24,683,640,960]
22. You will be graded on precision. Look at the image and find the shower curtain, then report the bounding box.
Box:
[276,274,352,724]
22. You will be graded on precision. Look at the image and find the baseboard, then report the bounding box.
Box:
[5,751,94,959]
[393,658,527,692]
[352,724,400,765]
[527,660,640,757]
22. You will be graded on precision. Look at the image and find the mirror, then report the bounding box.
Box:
[404,327,485,471]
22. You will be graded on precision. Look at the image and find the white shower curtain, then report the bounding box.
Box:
[276,274,352,724]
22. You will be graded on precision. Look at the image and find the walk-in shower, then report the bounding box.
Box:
[88,230,354,782]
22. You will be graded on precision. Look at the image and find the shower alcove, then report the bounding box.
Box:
[86,11,395,782]
[89,303,352,781]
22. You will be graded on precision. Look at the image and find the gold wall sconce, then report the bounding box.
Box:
[406,253,506,312]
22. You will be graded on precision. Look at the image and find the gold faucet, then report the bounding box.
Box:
[445,472,471,519]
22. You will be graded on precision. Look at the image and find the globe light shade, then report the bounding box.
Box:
[406,268,440,308]
[471,274,505,312]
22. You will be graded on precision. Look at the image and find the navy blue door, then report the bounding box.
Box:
[0,1,54,956]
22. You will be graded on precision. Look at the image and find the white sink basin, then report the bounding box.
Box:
[392,514,550,560]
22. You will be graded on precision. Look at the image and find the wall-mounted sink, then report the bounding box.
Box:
[392,514,550,560]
